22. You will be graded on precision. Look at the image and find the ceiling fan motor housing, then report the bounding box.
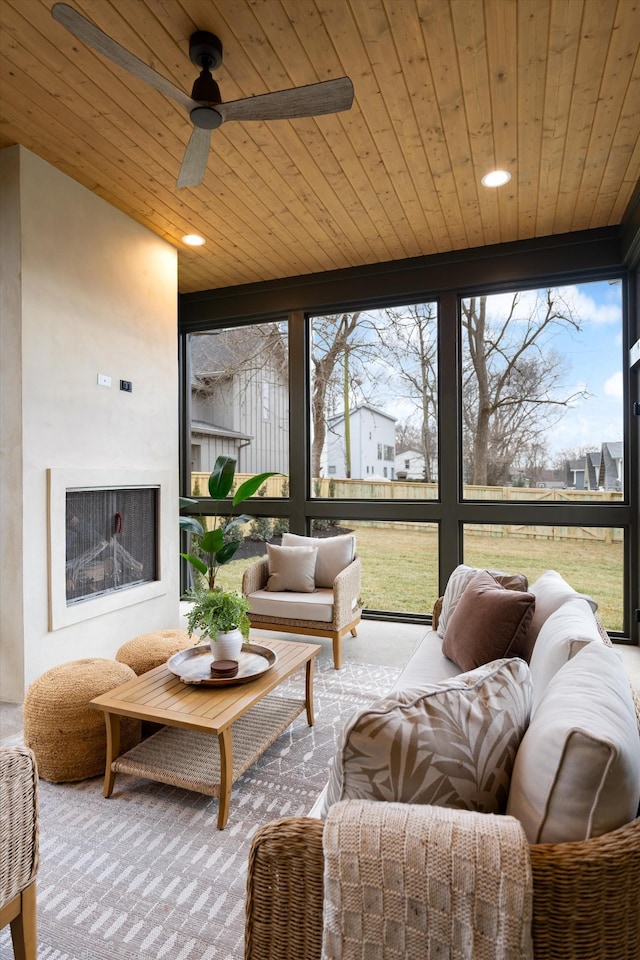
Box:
[189,31,223,71]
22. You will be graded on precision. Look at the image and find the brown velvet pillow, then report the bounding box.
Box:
[442,570,536,671]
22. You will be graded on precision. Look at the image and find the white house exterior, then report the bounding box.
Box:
[324,403,397,479]
[395,449,427,480]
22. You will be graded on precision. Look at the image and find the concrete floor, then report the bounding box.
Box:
[2,618,639,744]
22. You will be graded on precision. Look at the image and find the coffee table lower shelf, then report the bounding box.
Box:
[111,695,304,800]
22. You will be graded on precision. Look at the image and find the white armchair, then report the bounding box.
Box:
[242,534,362,669]
[0,746,39,960]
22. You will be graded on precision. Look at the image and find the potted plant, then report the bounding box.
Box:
[179,455,280,590]
[186,588,250,661]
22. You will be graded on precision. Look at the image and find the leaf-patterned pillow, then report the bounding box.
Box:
[323,658,532,816]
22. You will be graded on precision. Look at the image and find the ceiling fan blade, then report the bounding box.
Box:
[177,126,212,188]
[51,3,197,112]
[216,77,354,124]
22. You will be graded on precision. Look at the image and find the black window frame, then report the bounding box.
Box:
[179,227,639,644]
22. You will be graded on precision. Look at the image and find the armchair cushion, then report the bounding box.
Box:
[246,588,334,622]
[282,533,355,588]
[442,569,536,671]
[320,657,532,817]
[507,641,640,843]
[266,543,317,593]
[437,563,529,638]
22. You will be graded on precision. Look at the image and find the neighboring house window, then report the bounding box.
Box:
[383,467,388,477]
[384,445,394,460]
[405,459,410,469]
[328,465,336,474]
[262,382,270,421]
[377,444,382,460]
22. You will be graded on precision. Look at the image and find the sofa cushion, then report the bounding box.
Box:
[527,569,597,647]
[266,543,317,593]
[319,658,532,817]
[389,628,461,694]
[528,597,602,712]
[437,564,529,639]
[506,642,640,843]
[442,570,536,671]
[282,533,355,588]
[247,588,334,622]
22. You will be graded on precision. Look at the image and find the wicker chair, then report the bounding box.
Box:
[242,555,362,669]
[0,746,39,960]
[245,813,640,960]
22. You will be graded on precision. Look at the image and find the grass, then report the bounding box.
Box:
[212,524,624,631]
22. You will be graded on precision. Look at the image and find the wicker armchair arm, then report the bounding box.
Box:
[332,555,361,628]
[242,558,270,596]
[245,816,324,960]
[245,814,640,960]
[0,746,39,909]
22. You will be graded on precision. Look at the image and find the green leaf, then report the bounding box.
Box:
[200,528,225,553]
[233,472,279,505]
[179,497,199,509]
[209,456,236,500]
[216,540,241,564]
[179,516,204,536]
[225,514,254,532]
[180,553,208,576]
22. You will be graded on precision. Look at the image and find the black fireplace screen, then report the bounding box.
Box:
[65,487,158,604]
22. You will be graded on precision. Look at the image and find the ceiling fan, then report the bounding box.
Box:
[51,3,354,189]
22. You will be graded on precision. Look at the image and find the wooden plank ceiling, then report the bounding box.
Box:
[1,0,638,294]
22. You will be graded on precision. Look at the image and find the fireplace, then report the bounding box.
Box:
[65,487,158,603]
[48,469,171,629]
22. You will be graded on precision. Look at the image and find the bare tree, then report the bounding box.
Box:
[461,291,588,486]
[379,304,438,481]
[395,420,423,453]
[311,312,388,477]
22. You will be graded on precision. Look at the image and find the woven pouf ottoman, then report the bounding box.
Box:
[23,658,141,783]
[116,629,192,676]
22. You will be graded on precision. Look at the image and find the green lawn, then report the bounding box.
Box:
[212,524,624,631]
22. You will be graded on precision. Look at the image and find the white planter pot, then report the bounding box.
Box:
[211,628,244,663]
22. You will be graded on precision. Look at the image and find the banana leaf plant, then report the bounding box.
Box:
[180,456,279,590]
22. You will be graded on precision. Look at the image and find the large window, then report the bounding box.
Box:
[188,325,289,492]
[461,281,624,500]
[310,303,438,499]
[179,234,637,642]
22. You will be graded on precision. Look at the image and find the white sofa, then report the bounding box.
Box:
[243,568,640,960]
[311,566,640,842]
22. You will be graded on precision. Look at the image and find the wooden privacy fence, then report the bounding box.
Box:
[189,473,624,544]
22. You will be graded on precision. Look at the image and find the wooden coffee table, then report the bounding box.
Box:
[90,638,321,828]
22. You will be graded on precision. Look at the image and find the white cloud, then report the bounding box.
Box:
[604,371,623,398]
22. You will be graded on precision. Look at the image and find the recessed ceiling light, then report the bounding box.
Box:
[481,170,512,188]
[182,234,206,246]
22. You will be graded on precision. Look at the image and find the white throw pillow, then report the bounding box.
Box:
[527,569,597,647]
[266,543,317,593]
[319,658,532,818]
[437,564,529,639]
[506,642,640,843]
[282,533,355,588]
[528,597,602,712]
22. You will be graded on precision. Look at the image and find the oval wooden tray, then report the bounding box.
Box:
[166,643,277,686]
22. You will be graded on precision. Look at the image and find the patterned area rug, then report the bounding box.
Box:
[1,659,401,960]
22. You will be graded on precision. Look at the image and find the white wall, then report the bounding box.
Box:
[0,146,180,700]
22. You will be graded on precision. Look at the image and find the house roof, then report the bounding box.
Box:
[328,402,397,426]
[191,420,251,442]
[1,0,638,295]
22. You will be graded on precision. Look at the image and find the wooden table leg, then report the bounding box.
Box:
[103,712,120,798]
[305,658,315,726]
[217,727,233,830]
